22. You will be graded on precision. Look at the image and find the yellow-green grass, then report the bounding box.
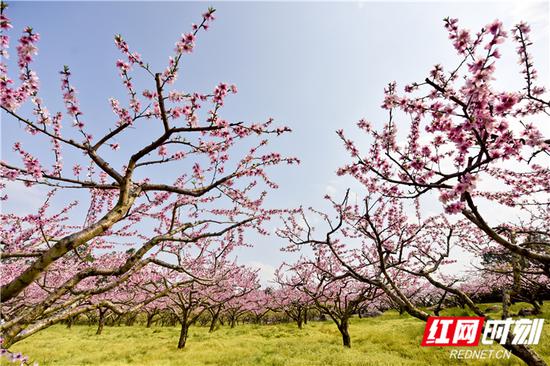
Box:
[4,303,549,366]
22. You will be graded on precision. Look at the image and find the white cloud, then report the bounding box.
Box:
[245,260,276,287]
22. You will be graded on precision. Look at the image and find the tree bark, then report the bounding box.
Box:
[502,289,512,318]
[339,319,351,348]
[531,300,542,315]
[434,291,447,316]
[66,316,74,329]
[502,335,547,366]
[1,194,137,302]
[125,313,137,326]
[177,322,189,349]
[146,312,156,328]
[96,308,107,335]
[296,316,303,329]
[209,306,221,333]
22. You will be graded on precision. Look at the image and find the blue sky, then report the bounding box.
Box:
[2,1,549,284]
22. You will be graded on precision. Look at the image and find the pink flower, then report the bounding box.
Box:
[115,59,130,72]
[488,20,503,35]
[72,164,82,177]
[494,93,518,115]
[158,145,167,157]
[175,33,195,54]
[444,201,464,214]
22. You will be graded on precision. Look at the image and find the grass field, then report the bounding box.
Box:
[5,303,550,366]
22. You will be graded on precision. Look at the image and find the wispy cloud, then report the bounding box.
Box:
[2,181,48,213]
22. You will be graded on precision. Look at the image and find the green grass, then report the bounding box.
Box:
[5,303,550,366]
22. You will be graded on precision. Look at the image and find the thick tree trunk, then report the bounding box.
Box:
[177,322,189,349]
[502,289,512,318]
[131,314,137,326]
[303,308,308,325]
[296,316,303,329]
[96,308,107,335]
[66,316,74,329]
[146,312,155,328]
[530,300,542,315]
[230,316,236,328]
[209,307,221,333]
[339,319,351,348]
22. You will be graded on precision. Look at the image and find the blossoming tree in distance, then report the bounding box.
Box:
[277,254,381,348]
[0,0,298,352]
[270,275,312,330]
[279,18,549,366]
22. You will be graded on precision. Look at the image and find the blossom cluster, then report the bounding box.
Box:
[337,18,548,214]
